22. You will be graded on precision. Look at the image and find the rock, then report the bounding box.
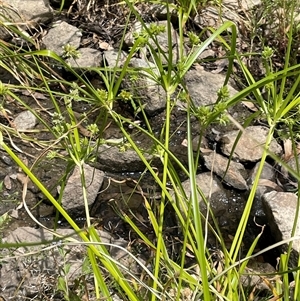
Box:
[182,69,238,108]
[148,3,178,21]
[10,0,53,24]
[0,227,139,300]
[194,0,261,29]
[103,49,127,67]
[67,47,102,68]
[176,172,247,243]
[220,126,282,162]
[0,228,84,299]
[277,154,300,191]
[180,172,224,202]
[262,191,300,268]
[14,110,37,130]
[248,161,278,199]
[178,172,228,220]
[122,57,166,115]
[0,0,53,40]
[96,144,159,172]
[203,151,248,190]
[240,259,276,292]
[248,161,280,221]
[61,164,104,212]
[192,135,209,151]
[42,21,82,56]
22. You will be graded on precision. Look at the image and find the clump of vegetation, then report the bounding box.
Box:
[0,0,300,300]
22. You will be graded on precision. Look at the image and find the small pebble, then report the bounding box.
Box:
[14,110,37,130]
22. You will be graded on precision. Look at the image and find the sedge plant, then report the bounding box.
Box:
[1,0,300,300]
[0,10,236,301]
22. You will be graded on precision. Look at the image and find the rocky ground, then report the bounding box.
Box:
[0,0,300,300]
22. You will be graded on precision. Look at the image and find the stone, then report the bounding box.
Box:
[220,126,282,162]
[248,161,280,220]
[182,68,238,108]
[0,5,22,40]
[42,21,82,56]
[248,161,277,197]
[9,0,53,24]
[0,0,53,40]
[0,227,139,300]
[277,154,300,191]
[0,228,84,299]
[67,47,102,68]
[148,3,178,21]
[61,164,104,212]
[175,172,247,243]
[203,151,248,190]
[240,259,276,292]
[194,0,261,30]
[14,110,37,130]
[262,191,300,268]
[180,172,224,201]
[122,57,166,115]
[103,49,127,67]
[192,135,209,151]
[96,144,159,172]
[178,172,229,221]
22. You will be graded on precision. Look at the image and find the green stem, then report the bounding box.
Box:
[186,105,211,301]
[150,91,172,301]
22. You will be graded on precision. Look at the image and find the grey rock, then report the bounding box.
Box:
[220,126,282,162]
[277,154,300,191]
[248,161,278,199]
[248,161,279,220]
[42,21,82,56]
[262,191,300,268]
[203,151,248,190]
[103,49,127,67]
[240,259,276,292]
[67,47,102,68]
[180,172,224,201]
[9,0,53,24]
[96,144,159,172]
[197,49,216,60]
[182,68,238,108]
[0,5,22,40]
[123,57,166,115]
[62,163,104,212]
[176,172,247,242]
[0,227,139,300]
[0,228,84,299]
[14,110,37,130]
[192,135,209,151]
[179,172,230,220]
[194,0,261,29]
[124,21,143,46]
[148,3,178,20]
[0,0,53,40]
